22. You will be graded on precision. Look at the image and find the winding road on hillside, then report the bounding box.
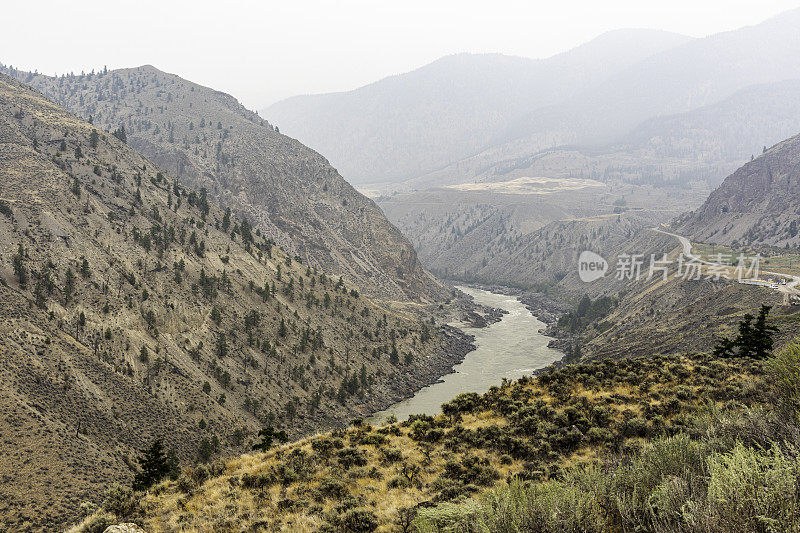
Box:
[652,227,800,298]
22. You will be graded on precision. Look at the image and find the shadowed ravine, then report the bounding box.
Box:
[369,286,563,423]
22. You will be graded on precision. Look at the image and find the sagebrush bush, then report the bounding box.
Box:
[702,443,800,532]
[766,341,800,418]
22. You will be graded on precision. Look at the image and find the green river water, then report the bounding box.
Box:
[369,286,563,423]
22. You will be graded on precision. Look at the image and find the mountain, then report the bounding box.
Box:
[540,8,800,145]
[622,78,800,165]
[0,64,442,303]
[264,29,692,184]
[677,130,800,247]
[431,8,800,190]
[0,74,464,530]
[404,77,800,193]
[268,9,800,191]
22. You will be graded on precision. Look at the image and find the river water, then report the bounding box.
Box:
[368,286,563,423]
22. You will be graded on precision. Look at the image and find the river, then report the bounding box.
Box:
[368,286,563,423]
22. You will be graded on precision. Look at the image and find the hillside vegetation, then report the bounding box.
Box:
[0,74,457,530]
[74,343,799,532]
[0,64,442,302]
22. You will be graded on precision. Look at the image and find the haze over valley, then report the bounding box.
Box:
[4,3,800,532]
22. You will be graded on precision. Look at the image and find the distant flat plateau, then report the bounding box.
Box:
[445,176,606,194]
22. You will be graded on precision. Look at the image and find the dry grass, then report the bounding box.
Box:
[84,353,767,532]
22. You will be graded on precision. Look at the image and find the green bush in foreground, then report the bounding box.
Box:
[416,436,800,533]
[415,344,800,533]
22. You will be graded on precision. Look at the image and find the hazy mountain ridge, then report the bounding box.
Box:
[0,74,460,530]
[267,9,800,193]
[265,29,692,184]
[0,64,443,303]
[404,76,800,194]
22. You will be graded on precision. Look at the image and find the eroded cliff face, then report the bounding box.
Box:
[677,133,800,248]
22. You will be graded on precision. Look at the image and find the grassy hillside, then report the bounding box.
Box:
[74,347,789,532]
[0,74,460,530]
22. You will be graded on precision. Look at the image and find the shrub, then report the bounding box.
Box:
[77,511,115,533]
[381,447,403,464]
[414,501,480,532]
[340,507,379,532]
[316,477,348,501]
[240,472,274,491]
[766,341,800,418]
[702,443,800,532]
[338,447,368,470]
[101,483,137,517]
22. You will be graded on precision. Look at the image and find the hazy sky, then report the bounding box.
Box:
[2,0,799,109]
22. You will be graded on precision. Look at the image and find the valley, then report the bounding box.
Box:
[369,287,563,423]
[376,178,708,291]
[5,4,800,532]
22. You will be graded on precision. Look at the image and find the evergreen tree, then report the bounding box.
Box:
[12,243,26,288]
[752,305,779,359]
[221,207,231,232]
[736,314,756,358]
[216,332,228,358]
[132,438,176,491]
[252,426,288,453]
[112,125,127,143]
[63,267,75,304]
[714,305,777,359]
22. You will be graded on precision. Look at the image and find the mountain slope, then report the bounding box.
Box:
[265,30,691,184]
[459,7,800,176]
[405,77,800,193]
[544,8,800,145]
[0,74,460,530]
[677,130,800,247]
[0,64,442,302]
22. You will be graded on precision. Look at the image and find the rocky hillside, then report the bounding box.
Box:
[0,64,442,303]
[677,131,800,247]
[0,74,463,530]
